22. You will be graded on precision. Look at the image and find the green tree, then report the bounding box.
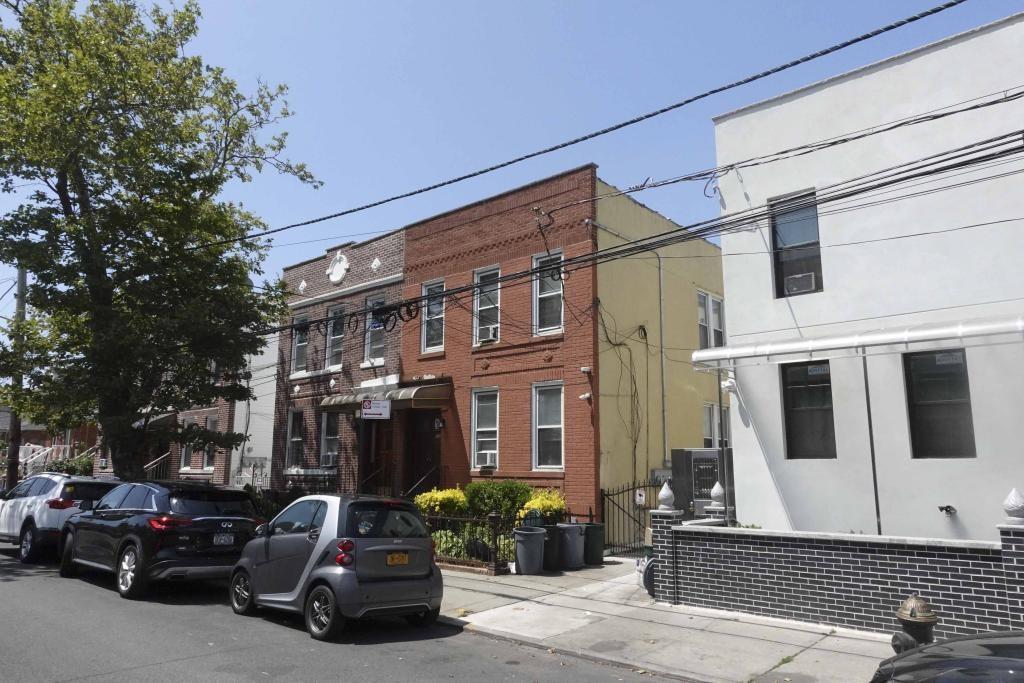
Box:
[0,0,317,479]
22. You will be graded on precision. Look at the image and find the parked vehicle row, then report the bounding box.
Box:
[0,475,443,640]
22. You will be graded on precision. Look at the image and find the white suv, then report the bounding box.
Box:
[0,472,119,563]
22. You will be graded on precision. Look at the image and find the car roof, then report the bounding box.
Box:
[140,480,243,494]
[37,472,121,483]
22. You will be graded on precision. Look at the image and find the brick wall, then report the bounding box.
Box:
[655,522,1020,639]
[401,165,601,514]
[173,399,236,485]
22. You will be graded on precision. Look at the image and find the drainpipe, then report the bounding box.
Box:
[588,219,668,477]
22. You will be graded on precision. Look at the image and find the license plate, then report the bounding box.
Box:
[213,533,234,546]
[386,551,408,566]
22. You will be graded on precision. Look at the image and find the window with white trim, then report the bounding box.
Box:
[422,281,445,352]
[533,383,563,469]
[204,416,218,469]
[179,418,194,470]
[533,253,563,334]
[291,314,309,372]
[320,412,339,467]
[697,292,725,350]
[364,295,386,363]
[474,267,500,344]
[286,410,304,469]
[702,404,730,449]
[472,389,498,468]
[325,306,344,369]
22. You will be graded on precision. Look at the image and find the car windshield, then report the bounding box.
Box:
[346,503,429,539]
[169,492,256,517]
[61,482,117,501]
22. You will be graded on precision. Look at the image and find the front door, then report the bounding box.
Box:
[404,411,441,498]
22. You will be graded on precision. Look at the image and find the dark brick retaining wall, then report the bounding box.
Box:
[652,513,1024,639]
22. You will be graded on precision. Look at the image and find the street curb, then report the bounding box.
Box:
[438,615,709,683]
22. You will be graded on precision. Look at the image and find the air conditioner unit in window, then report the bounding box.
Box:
[784,272,817,295]
[478,326,499,343]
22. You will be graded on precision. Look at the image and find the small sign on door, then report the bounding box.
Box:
[361,399,391,420]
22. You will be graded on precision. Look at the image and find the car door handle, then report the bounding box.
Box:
[307,531,320,543]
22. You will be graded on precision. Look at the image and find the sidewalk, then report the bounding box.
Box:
[439,559,894,682]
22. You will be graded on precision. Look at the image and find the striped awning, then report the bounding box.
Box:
[320,383,451,412]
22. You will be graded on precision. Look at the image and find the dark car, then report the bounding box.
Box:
[229,494,443,641]
[59,481,260,599]
[871,630,1024,682]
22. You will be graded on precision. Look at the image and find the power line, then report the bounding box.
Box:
[194,0,970,253]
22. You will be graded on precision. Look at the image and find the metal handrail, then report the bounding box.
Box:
[143,451,170,472]
[402,466,439,498]
[358,465,384,489]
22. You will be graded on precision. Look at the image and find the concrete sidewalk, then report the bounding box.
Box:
[439,559,894,682]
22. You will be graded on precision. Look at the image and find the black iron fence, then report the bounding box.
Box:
[600,479,663,558]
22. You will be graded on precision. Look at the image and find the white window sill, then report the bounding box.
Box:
[290,366,342,381]
[534,327,564,337]
[178,468,212,475]
[421,346,444,355]
[283,467,334,476]
[360,358,385,369]
[533,467,565,473]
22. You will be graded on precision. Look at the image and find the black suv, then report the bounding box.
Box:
[59,481,260,599]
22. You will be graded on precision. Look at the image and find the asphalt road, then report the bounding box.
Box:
[0,547,661,682]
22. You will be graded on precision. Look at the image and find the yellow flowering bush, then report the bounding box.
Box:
[518,488,567,523]
[414,487,468,517]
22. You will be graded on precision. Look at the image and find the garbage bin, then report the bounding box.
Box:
[513,526,546,575]
[582,522,605,565]
[541,524,562,571]
[557,523,585,569]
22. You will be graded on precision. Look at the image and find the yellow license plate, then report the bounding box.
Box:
[386,552,409,566]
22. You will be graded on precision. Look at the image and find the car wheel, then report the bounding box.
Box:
[116,544,148,599]
[19,522,41,564]
[405,608,440,627]
[305,585,344,641]
[59,532,78,578]
[230,570,257,616]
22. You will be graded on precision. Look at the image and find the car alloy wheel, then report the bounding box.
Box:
[305,585,343,641]
[230,571,256,615]
[310,593,331,632]
[118,547,137,593]
[19,527,33,561]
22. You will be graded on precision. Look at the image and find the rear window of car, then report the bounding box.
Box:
[61,482,118,501]
[170,491,256,517]
[346,503,428,539]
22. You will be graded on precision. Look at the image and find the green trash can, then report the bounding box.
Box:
[582,522,605,565]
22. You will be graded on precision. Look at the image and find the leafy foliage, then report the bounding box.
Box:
[430,529,466,559]
[413,487,468,517]
[46,453,94,475]
[519,488,567,523]
[0,1,318,479]
[464,480,533,519]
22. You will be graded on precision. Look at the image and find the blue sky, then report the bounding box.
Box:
[2,0,1023,315]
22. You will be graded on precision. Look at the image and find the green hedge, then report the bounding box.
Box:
[464,479,533,519]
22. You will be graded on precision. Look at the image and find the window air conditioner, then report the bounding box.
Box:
[478,326,499,343]
[784,272,816,295]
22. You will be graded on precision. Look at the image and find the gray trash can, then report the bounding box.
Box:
[557,523,585,569]
[514,526,546,575]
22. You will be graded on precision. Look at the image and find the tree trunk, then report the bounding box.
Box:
[104,424,146,481]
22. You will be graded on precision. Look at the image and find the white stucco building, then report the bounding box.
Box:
[228,335,279,488]
[694,14,1024,541]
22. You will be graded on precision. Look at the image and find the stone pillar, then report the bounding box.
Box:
[650,509,687,604]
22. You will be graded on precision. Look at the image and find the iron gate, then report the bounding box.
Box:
[600,478,664,558]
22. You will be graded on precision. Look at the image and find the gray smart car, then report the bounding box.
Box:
[229,494,442,640]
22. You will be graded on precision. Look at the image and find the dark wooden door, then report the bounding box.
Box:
[404,411,441,497]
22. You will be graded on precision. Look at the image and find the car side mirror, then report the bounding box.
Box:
[78,500,94,511]
[255,523,269,537]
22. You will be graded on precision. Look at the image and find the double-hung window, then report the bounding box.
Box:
[781,361,836,459]
[204,416,218,469]
[325,306,344,369]
[179,418,194,470]
[320,412,339,467]
[286,410,304,469]
[474,267,500,344]
[291,314,309,372]
[771,193,823,298]
[533,382,564,469]
[534,253,563,335]
[472,389,498,468]
[422,281,445,352]
[697,292,725,349]
[364,295,386,364]
[904,350,976,459]
[702,404,730,449]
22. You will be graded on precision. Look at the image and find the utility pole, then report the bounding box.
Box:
[5,265,27,490]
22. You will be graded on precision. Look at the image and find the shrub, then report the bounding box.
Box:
[519,488,567,523]
[431,529,466,559]
[48,454,95,476]
[464,480,533,519]
[414,487,468,517]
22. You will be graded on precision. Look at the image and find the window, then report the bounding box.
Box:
[364,295,386,363]
[422,281,445,352]
[321,412,339,468]
[781,361,836,459]
[325,306,344,368]
[291,314,309,372]
[697,292,725,349]
[204,416,218,469]
[170,491,255,516]
[346,503,429,538]
[472,389,498,468]
[702,404,730,449]
[474,267,500,343]
[286,410,304,469]
[271,499,320,535]
[27,477,55,497]
[904,350,976,459]
[6,479,34,499]
[180,418,194,470]
[96,484,133,511]
[311,501,327,531]
[533,383,564,469]
[771,194,823,297]
[120,485,151,511]
[534,254,563,334]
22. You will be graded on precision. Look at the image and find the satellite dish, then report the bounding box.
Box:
[326,251,350,284]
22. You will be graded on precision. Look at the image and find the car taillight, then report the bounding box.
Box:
[334,553,354,567]
[47,498,76,510]
[148,516,192,532]
[337,539,355,552]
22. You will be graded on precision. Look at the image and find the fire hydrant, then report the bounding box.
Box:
[891,594,939,654]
